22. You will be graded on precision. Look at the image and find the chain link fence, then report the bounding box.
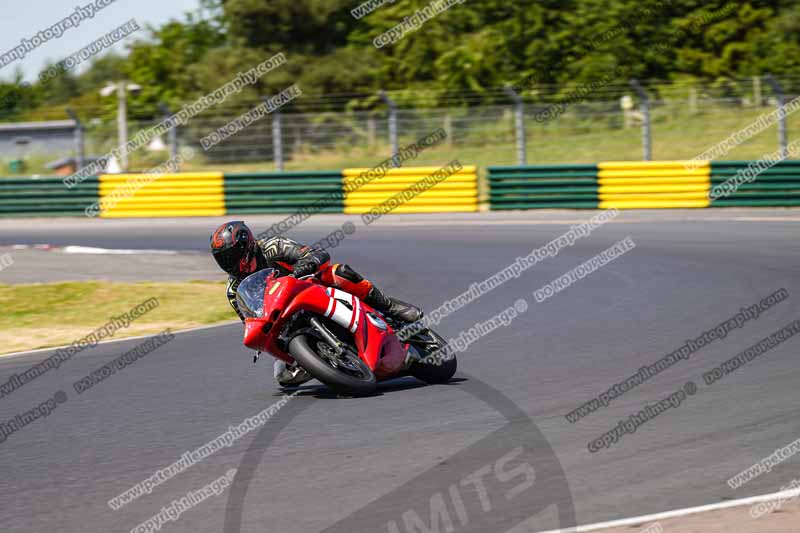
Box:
[3,76,800,175]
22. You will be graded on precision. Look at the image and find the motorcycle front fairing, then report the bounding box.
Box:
[237,269,407,377]
[238,269,287,360]
[314,287,407,378]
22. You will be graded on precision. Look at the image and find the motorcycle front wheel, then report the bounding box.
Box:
[288,334,377,395]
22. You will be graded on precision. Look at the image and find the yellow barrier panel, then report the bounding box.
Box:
[99,172,224,218]
[371,205,475,213]
[599,199,710,209]
[99,187,225,196]
[599,192,710,201]
[599,184,710,194]
[342,166,477,177]
[348,179,477,190]
[342,165,478,214]
[598,169,711,178]
[346,198,478,208]
[99,180,223,190]
[99,172,226,182]
[598,161,710,171]
[598,161,711,209]
[101,208,227,218]
[344,205,477,214]
[109,196,226,205]
[597,177,711,186]
[347,191,477,201]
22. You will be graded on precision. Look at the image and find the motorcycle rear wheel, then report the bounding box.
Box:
[288,334,377,395]
[407,329,457,384]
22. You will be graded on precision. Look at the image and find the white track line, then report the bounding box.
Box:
[0,321,238,360]
[5,245,181,255]
[538,487,800,532]
[62,246,178,255]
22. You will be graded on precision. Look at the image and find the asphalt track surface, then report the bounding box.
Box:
[0,210,799,532]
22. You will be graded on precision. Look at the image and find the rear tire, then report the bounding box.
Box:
[408,329,457,384]
[288,334,376,395]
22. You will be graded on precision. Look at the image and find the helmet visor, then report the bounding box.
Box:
[213,246,245,275]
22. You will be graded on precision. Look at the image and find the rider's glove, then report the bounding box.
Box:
[291,258,320,278]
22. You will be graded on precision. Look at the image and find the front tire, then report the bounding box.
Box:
[288,334,376,395]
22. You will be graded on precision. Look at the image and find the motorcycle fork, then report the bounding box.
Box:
[308,316,345,356]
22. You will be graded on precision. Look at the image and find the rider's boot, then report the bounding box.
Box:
[364,285,423,325]
[274,359,312,388]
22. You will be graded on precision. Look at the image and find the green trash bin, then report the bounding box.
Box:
[8,159,26,174]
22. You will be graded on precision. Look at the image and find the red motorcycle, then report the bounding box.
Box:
[236,268,457,395]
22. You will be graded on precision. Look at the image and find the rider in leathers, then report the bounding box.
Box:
[210,221,422,388]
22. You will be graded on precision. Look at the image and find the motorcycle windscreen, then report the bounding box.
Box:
[235,268,279,319]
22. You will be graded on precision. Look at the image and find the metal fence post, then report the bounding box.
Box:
[272,107,284,172]
[630,79,652,161]
[765,75,789,159]
[116,82,129,171]
[65,108,84,170]
[367,115,376,148]
[753,76,763,107]
[158,102,178,161]
[504,86,527,165]
[379,90,399,165]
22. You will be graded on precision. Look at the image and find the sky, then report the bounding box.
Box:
[0,0,202,82]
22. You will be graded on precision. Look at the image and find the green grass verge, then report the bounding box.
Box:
[0,280,237,355]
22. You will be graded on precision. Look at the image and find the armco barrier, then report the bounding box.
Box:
[224,171,343,214]
[342,165,479,214]
[99,171,225,218]
[487,164,600,209]
[710,161,800,207]
[0,176,99,216]
[0,167,475,217]
[597,161,710,209]
[489,160,800,209]
[8,160,797,217]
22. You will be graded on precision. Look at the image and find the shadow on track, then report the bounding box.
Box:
[271,376,468,399]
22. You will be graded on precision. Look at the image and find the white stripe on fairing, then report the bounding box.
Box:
[347,294,357,332]
[330,288,351,303]
[330,300,353,330]
[351,296,361,333]
[324,288,361,333]
[324,296,335,318]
